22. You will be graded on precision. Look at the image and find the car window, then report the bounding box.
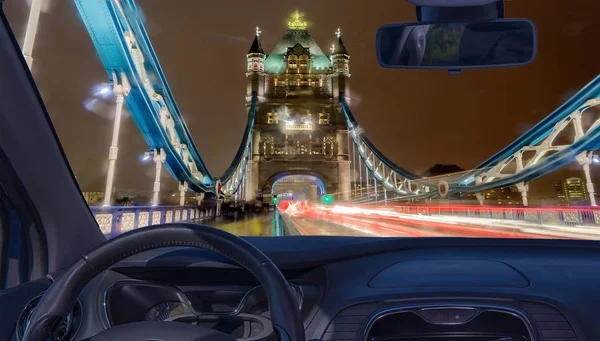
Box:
[3,0,600,240]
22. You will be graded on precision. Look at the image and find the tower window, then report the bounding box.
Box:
[319,113,330,125]
[267,112,279,124]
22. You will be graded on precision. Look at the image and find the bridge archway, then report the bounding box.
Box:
[263,171,329,200]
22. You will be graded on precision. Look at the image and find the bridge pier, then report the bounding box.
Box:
[475,193,484,206]
[102,72,131,207]
[516,182,529,207]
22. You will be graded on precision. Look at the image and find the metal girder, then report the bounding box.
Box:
[75,0,257,198]
[343,76,600,202]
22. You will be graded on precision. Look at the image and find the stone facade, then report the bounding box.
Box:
[244,14,351,200]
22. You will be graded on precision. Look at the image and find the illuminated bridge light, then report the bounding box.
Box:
[285,120,313,131]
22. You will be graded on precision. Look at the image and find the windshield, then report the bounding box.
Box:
[4,0,600,240]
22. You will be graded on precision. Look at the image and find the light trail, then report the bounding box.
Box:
[279,202,600,239]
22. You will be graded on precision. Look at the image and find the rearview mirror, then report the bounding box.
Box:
[376,19,537,71]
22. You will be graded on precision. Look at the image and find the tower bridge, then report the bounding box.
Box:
[245,13,351,201]
[24,0,600,236]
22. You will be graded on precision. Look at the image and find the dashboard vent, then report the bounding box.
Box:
[323,303,377,341]
[520,301,578,341]
[16,294,82,341]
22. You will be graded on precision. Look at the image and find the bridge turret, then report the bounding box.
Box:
[331,28,350,102]
[246,27,266,102]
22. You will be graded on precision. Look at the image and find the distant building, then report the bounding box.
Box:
[484,186,521,205]
[463,186,521,205]
[421,164,465,177]
[556,177,589,201]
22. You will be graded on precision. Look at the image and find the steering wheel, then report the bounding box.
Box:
[22,224,305,341]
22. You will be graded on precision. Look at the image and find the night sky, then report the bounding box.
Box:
[3,0,600,199]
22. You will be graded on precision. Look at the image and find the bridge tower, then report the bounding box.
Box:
[245,12,351,201]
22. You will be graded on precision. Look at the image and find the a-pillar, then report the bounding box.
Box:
[516,182,529,207]
[102,72,131,206]
[151,148,166,206]
[179,181,188,206]
[576,151,597,206]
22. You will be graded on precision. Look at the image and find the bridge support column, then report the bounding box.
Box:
[196,193,205,206]
[179,181,188,206]
[216,199,223,217]
[336,130,349,161]
[338,161,351,201]
[576,151,597,206]
[102,72,131,207]
[245,129,261,201]
[583,164,597,206]
[475,193,484,206]
[151,149,166,206]
[516,183,529,207]
[573,114,597,205]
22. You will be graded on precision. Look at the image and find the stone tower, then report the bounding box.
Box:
[245,12,351,201]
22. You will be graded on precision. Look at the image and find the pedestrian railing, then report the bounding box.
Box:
[380,204,600,227]
[90,205,215,238]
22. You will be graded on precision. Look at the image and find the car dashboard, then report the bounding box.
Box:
[9,237,600,341]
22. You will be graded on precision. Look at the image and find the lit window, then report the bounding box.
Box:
[267,112,279,124]
[319,113,330,125]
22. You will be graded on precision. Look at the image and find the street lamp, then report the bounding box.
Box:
[101,72,131,207]
[23,0,44,69]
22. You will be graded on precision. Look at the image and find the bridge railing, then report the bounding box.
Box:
[376,204,600,228]
[91,205,215,238]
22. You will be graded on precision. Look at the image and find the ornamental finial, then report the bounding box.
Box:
[288,10,308,29]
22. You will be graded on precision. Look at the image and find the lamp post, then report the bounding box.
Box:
[146,149,166,206]
[179,181,188,206]
[102,72,131,206]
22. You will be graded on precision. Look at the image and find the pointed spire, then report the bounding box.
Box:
[332,28,349,56]
[248,26,265,54]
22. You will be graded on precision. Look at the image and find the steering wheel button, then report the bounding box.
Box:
[446,309,477,323]
[420,309,449,324]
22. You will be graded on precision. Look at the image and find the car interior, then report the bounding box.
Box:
[1,0,599,341]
